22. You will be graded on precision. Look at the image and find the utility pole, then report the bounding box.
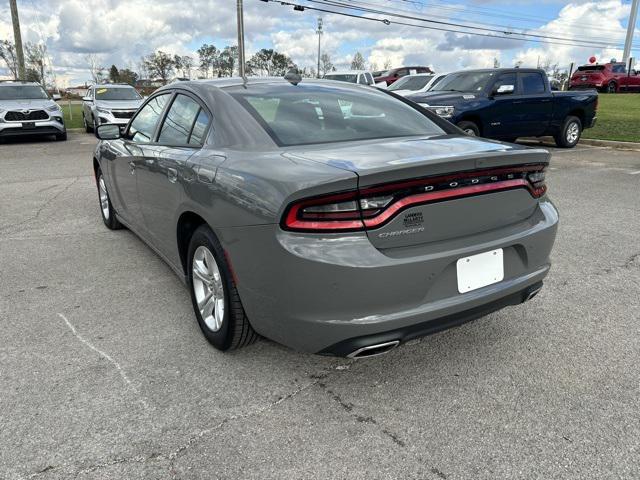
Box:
[237,0,246,77]
[9,0,26,80]
[316,17,323,78]
[623,0,639,63]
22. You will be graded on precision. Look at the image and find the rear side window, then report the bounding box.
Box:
[158,94,208,145]
[611,64,626,73]
[128,94,170,143]
[520,73,546,95]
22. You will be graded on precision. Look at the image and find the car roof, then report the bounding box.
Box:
[325,70,370,75]
[0,81,42,86]
[92,84,135,88]
[398,73,435,77]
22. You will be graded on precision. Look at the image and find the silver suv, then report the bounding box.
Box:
[82,84,143,133]
[0,81,66,141]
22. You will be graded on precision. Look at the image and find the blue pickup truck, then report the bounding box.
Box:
[405,68,598,148]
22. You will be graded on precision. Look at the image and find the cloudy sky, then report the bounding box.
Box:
[0,0,637,86]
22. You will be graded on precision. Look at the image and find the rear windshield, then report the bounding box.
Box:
[228,83,445,147]
[324,74,358,83]
[95,87,141,100]
[577,65,606,71]
[388,75,433,91]
[0,85,49,100]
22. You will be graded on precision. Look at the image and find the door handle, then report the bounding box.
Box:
[128,161,135,174]
[167,167,178,183]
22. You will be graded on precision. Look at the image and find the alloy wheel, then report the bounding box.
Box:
[98,175,110,220]
[464,128,477,136]
[192,246,225,332]
[566,122,580,144]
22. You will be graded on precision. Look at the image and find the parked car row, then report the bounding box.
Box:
[569,62,640,93]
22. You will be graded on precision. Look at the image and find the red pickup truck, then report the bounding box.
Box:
[569,63,640,93]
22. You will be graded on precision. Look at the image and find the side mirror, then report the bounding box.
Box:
[96,124,121,140]
[82,96,92,102]
[52,93,62,101]
[494,84,515,95]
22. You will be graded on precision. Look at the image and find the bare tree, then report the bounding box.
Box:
[25,42,47,86]
[86,54,105,84]
[0,39,19,79]
[319,53,334,77]
[383,58,392,69]
[350,51,365,70]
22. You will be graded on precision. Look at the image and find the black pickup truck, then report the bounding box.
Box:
[405,68,598,148]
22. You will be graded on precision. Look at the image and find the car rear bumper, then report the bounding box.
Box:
[221,199,558,354]
[0,119,65,137]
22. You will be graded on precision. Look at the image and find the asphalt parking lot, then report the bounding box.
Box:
[1,133,639,480]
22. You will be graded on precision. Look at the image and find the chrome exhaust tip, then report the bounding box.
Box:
[524,285,543,302]
[347,340,400,359]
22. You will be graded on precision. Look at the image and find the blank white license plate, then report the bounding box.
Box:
[456,249,504,293]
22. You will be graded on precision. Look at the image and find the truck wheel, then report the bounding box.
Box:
[554,116,582,148]
[606,81,617,93]
[457,121,480,136]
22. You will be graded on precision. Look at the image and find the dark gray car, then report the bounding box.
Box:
[92,78,558,357]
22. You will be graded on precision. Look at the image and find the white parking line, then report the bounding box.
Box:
[629,170,640,175]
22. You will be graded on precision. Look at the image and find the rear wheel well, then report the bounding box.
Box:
[177,212,208,275]
[567,109,585,127]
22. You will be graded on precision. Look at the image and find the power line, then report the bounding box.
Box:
[311,0,626,48]
[262,0,626,49]
[386,0,639,38]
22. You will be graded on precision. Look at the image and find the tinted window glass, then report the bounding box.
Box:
[324,74,358,83]
[611,64,626,73]
[0,85,49,100]
[189,109,210,145]
[95,87,141,100]
[577,65,605,71]
[388,75,433,91]
[158,94,202,144]
[520,72,546,94]
[432,71,496,92]
[493,73,517,94]
[128,94,169,143]
[229,83,445,147]
[358,74,368,85]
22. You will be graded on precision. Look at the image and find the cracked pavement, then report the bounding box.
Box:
[1,134,639,479]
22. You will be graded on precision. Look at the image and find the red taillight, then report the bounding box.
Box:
[281,164,548,232]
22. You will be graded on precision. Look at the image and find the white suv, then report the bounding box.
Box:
[82,84,144,133]
[0,81,66,141]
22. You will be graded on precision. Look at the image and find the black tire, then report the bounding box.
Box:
[84,113,93,133]
[96,168,123,230]
[187,225,258,351]
[93,118,99,138]
[606,81,617,94]
[55,132,67,141]
[554,115,582,148]
[457,120,480,136]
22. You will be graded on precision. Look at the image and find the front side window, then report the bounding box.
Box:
[128,94,170,143]
[520,72,546,95]
[611,64,626,73]
[229,83,445,147]
[0,85,49,100]
[158,94,209,145]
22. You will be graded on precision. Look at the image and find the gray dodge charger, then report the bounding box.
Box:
[93,77,558,358]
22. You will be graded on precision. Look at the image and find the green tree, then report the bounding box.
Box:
[118,68,138,86]
[109,64,120,82]
[197,44,219,78]
[350,51,365,70]
[143,51,175,84]
[218,46,237,76]
[247,48,293,76]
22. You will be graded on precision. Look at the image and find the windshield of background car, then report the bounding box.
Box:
[228,83,445,147]
[324,74,358,83]
[431,71,495,92]
[95,87,142,100]
[0,85,49,100]
[388,75,433,91]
